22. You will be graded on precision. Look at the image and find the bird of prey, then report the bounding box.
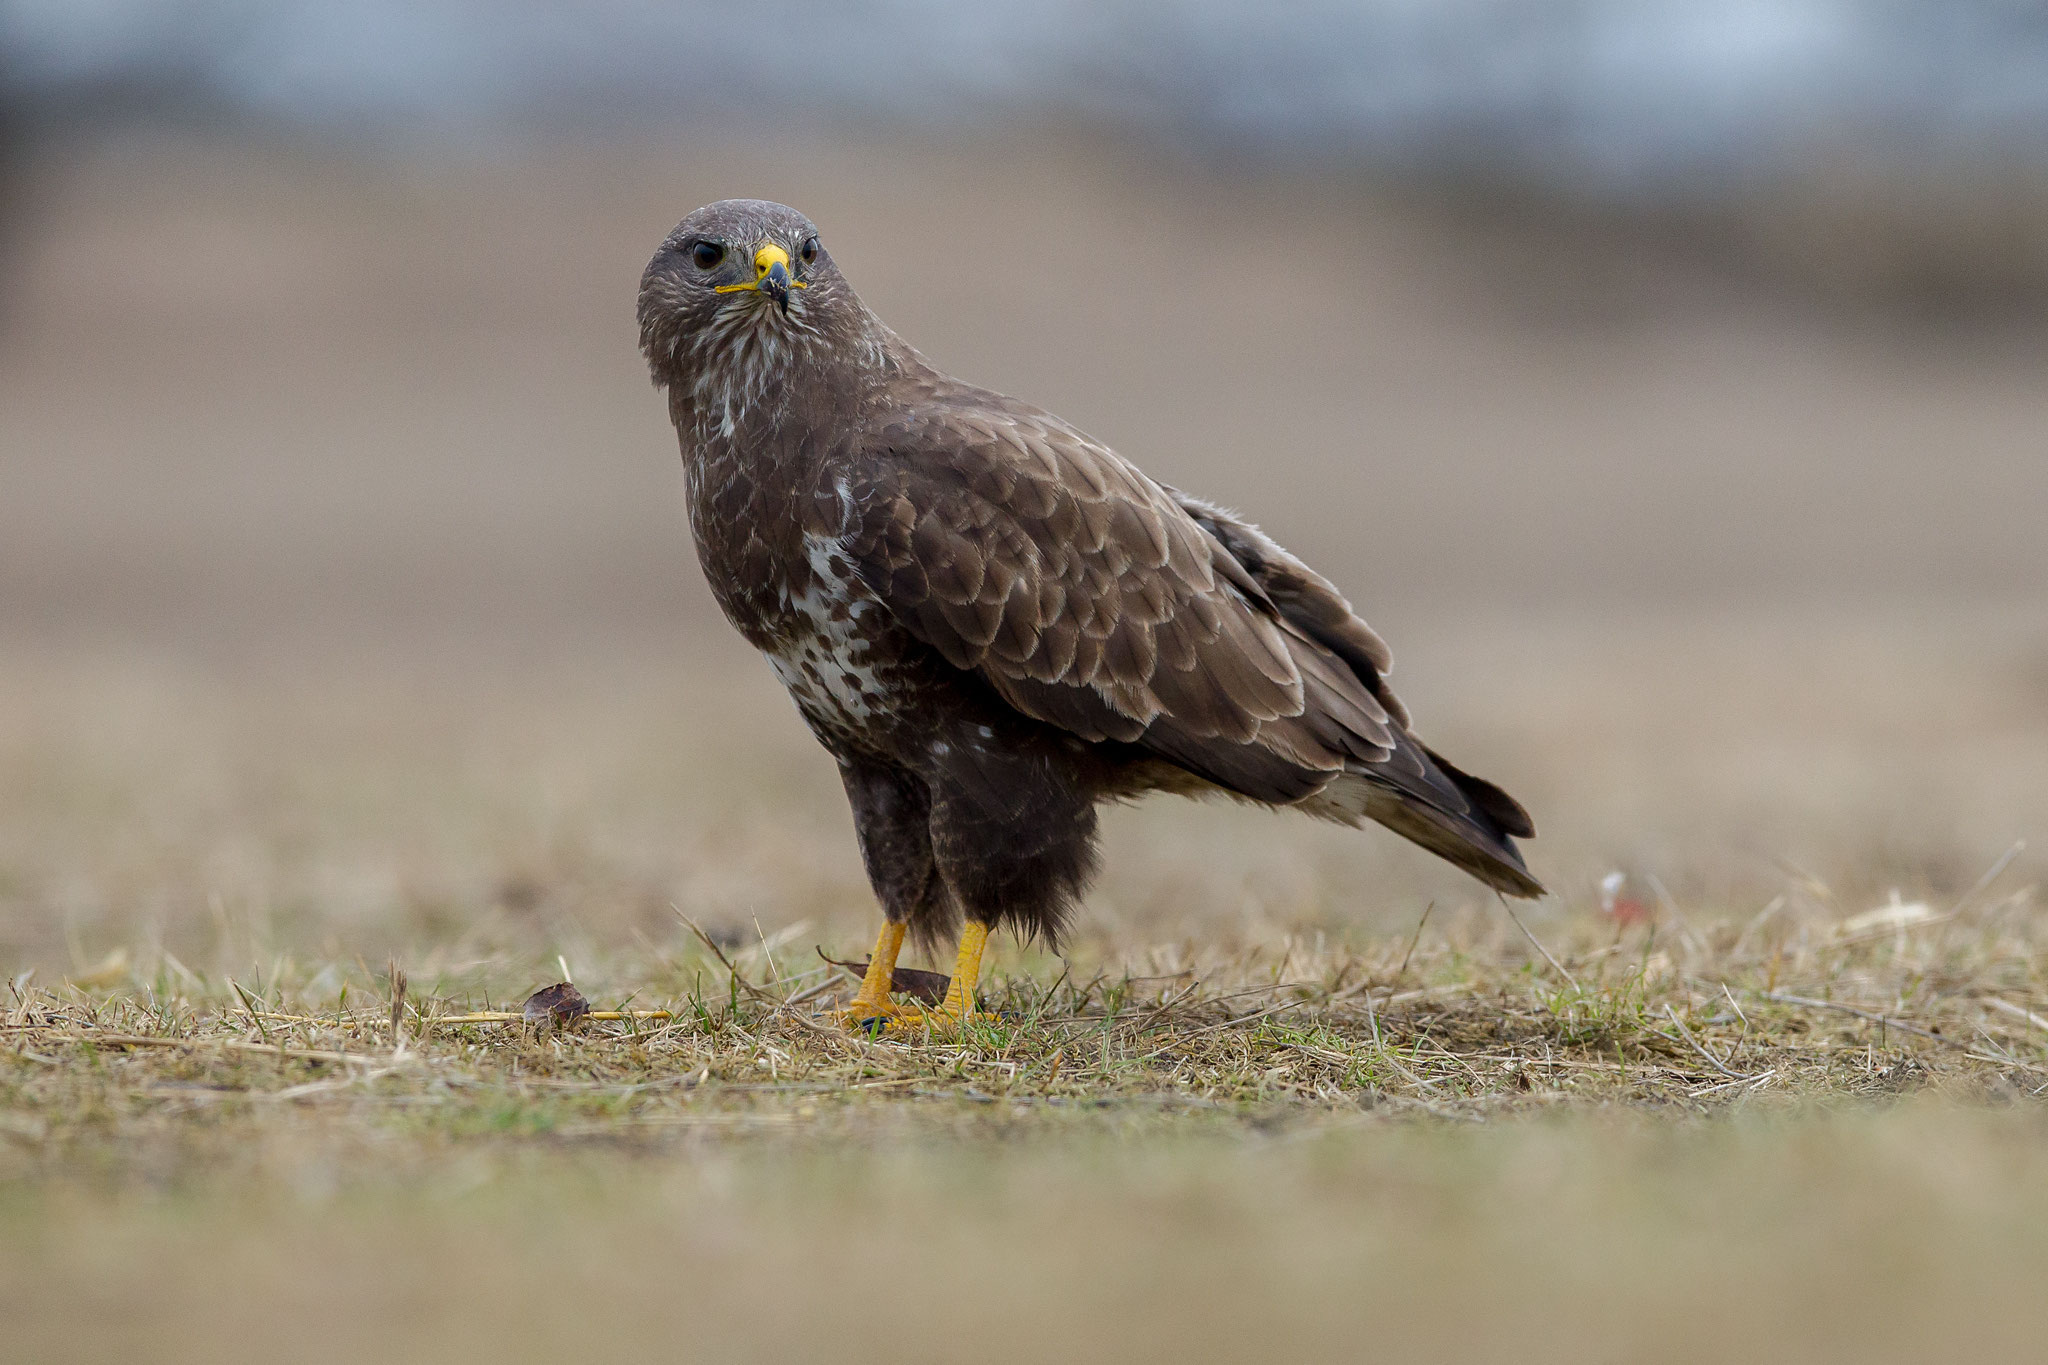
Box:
[639,199,1540,1035]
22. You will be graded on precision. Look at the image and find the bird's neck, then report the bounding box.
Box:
[667,305,915,463]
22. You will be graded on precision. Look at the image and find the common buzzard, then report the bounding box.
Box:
[639,199,1540,1034]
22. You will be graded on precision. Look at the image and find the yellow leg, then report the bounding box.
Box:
[836,919,995,1039]
[938,920,990,1022]
[836,920,913,1034]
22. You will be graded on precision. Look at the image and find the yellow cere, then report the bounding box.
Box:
[714,242,808,294]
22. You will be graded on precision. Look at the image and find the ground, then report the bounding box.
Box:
[2,133,2046,1360]
[3,648,2044,1363]
[6,890,2048,1362]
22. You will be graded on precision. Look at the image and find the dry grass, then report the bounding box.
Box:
[6,845,2041,1168]
[5,873,2048,1363]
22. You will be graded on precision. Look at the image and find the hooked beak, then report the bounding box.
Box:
[715,243,805,316]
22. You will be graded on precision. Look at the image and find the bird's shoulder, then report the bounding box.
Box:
[840,377,1158,514]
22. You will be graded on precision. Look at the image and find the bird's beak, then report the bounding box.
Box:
[715,243,805,315]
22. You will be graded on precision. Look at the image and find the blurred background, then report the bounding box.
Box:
[2,1,2045,974]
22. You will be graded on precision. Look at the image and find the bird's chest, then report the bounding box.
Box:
[682,428,937,756]
[762,537,923,750]
[770,581,878,724]
[683,441,814,649]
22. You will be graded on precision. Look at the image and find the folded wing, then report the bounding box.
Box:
[825,385,1539,894]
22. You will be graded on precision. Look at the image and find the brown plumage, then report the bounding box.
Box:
[639,199,1540,961]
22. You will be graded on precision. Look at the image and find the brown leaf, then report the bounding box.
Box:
[819,953,951,1006]
[522,982,591,1028]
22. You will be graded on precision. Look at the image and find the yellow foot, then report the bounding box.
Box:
[834,919,997,1040]
[835,1000,994,1039]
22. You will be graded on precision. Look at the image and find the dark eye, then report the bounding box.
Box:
[799,236,820,265]
[689,240,725,270]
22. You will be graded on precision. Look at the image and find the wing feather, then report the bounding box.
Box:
[829,392,1399,794]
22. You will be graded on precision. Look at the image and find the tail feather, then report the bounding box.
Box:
[1300,735,1545,898]
[1158,487,1540,897]
[1422,743,1535,840]
[1360,783,1546,898]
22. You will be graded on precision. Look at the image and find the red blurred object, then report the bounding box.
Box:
[1600,871,1652,927]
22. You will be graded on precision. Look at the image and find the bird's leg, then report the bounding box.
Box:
[836,919,917,1033]
[836,761,952,1036]
[934,920,990,1024]
[838,920,994,1038]
[888,920,995,1036]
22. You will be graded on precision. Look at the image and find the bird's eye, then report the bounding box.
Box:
[799,236,820,265]
[689,241,725,270]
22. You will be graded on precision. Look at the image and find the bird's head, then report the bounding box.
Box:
[638,199,855,394]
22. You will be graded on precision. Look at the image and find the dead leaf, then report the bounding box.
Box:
[522,982,591,1028]
[819,953,951,1005]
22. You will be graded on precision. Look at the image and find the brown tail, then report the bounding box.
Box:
[1354,738,1544,898]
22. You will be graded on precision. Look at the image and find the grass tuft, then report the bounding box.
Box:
[6,869,2043,1184]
